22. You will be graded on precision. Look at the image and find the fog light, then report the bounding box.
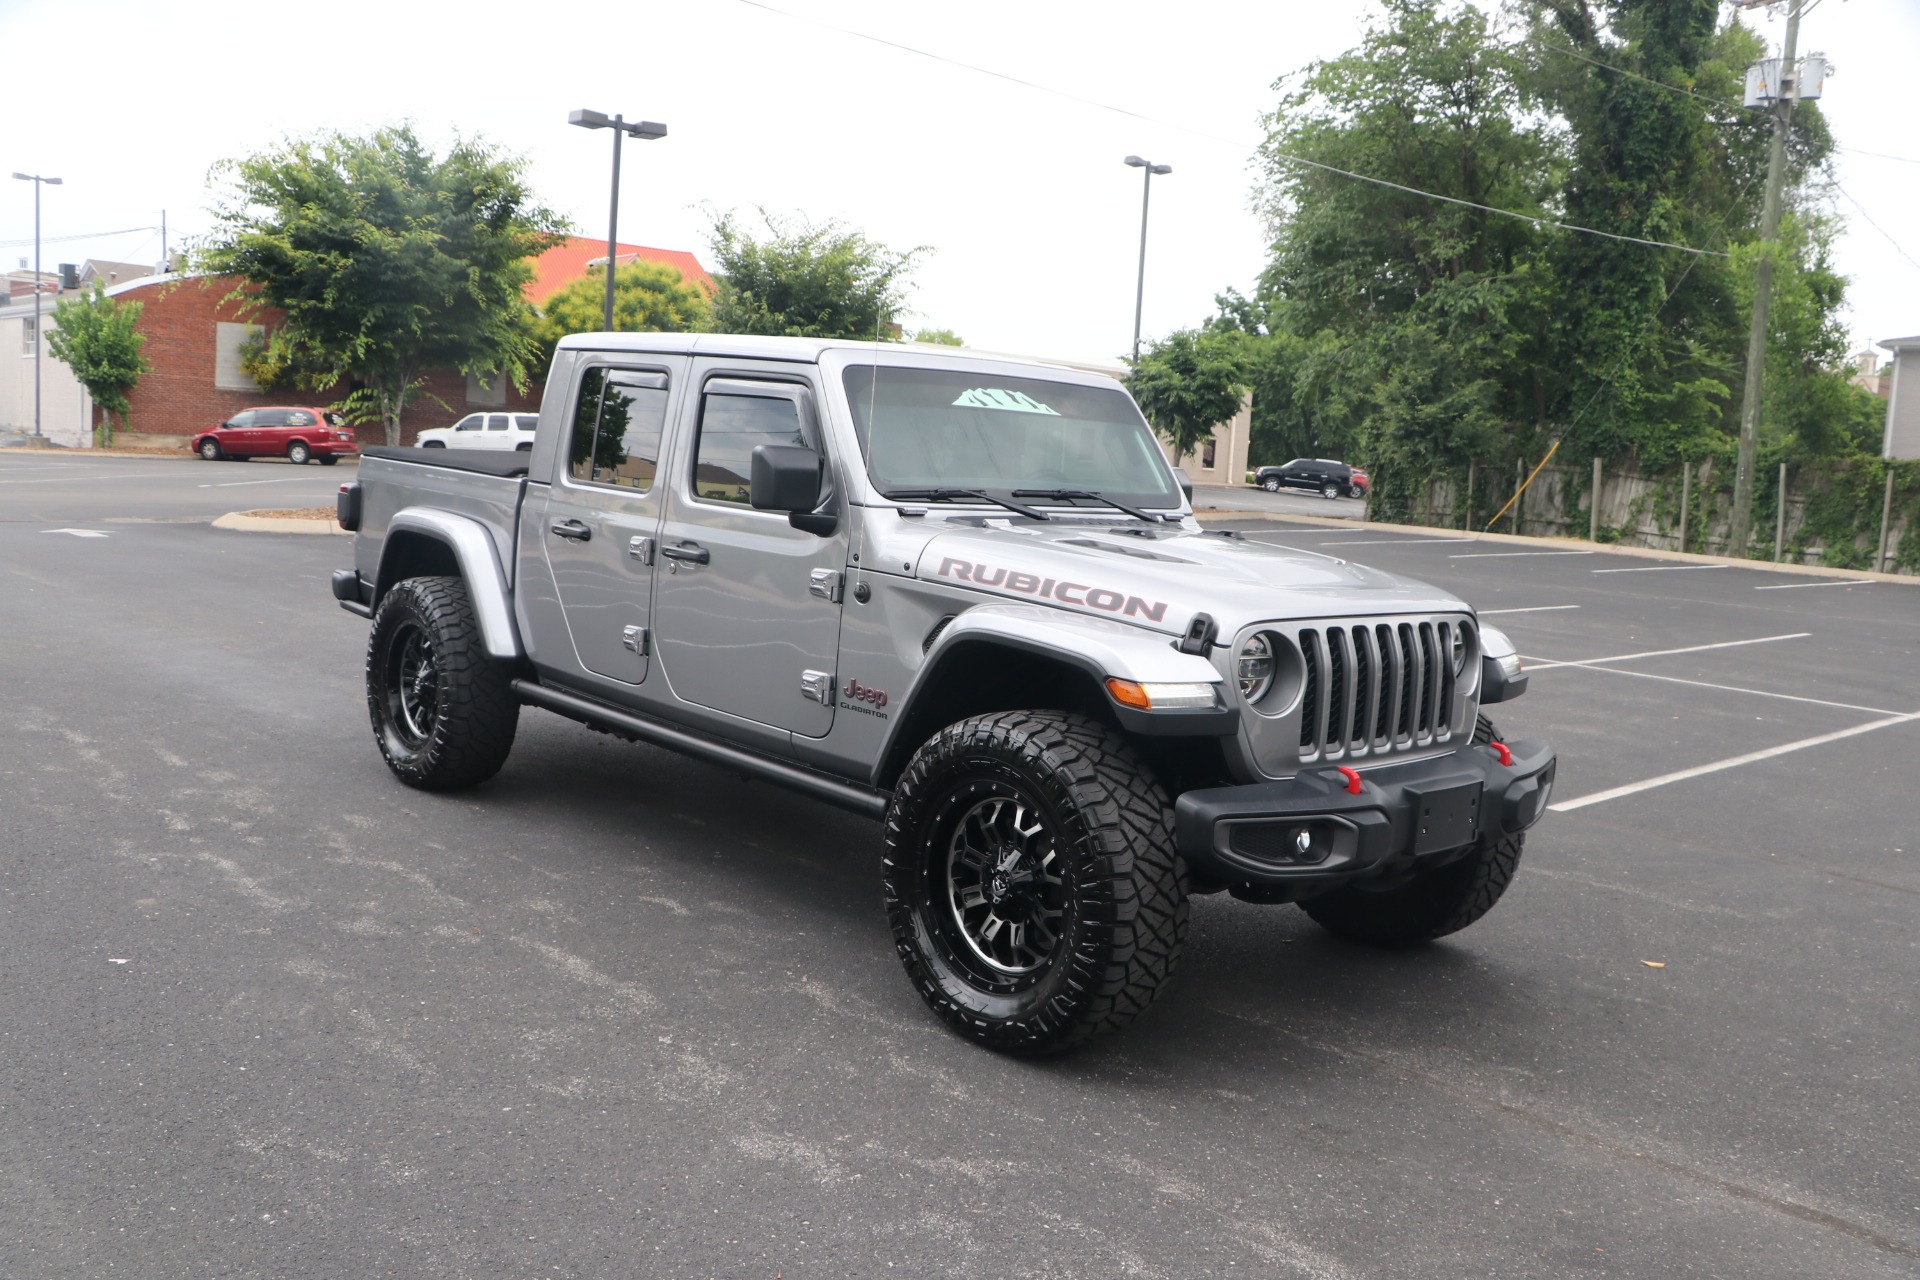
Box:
[1294,828,1313,856]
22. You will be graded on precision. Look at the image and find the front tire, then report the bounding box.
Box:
[883,711,1188,1055]
[198,439,222,461]
[1299,714,1522,946]
[366,576,518,790]
[1262,477,1281,492]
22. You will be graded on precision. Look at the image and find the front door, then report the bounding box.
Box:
[652,369,846,738]
[540,363,678,684]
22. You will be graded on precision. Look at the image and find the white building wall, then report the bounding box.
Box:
[0,306,95,447]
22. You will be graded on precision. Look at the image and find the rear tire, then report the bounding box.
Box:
[287,442,312,465]
[366,576,518,790]
[883,711,1188,1055]
[1299,715,1521,946]
[319,456,340,466]
[1322,483,1340,500]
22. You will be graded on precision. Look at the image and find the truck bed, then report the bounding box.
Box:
[361,446,531,478]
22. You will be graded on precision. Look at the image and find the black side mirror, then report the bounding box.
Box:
[750,444,836,535]
[1173,467,1194,501]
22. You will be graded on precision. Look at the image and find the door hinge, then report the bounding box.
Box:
[628,535,654,565]
[622,625,650,656]
[800,669,834,703]
[809,568,844,603]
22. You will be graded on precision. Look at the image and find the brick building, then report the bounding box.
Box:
[1,236,709,449]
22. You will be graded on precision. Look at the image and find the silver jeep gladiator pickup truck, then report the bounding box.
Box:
[333,333,1555,1054]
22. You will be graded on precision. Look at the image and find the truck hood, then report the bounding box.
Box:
[910,521,1468,637]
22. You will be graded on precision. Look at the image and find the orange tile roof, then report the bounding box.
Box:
[526,236,715,306]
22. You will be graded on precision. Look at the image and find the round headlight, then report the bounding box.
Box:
[1237,633,1275,704]
[1450,623,1470,674]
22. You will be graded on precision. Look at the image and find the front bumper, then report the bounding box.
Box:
[1175,738,1555,892]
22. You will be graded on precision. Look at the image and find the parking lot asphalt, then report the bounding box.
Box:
[3,453,1918,1278]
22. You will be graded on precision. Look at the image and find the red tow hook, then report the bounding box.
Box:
[1489,740,1513,767]
[1336,766,1363,795]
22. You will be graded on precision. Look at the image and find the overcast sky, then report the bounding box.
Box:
[5,0,1914,368]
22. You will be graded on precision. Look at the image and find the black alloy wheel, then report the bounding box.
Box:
[884,711,1188,1054]
[366,576,518,790]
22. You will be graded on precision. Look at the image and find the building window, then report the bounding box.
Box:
[466,369,507,406]
[21,316,35,356]
[1201,435,1217,469]
[214,322,264,390]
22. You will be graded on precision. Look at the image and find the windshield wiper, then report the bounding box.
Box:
[881,488,1051,521]
[1011,489,1166,524]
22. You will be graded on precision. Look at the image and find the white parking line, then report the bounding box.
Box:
[201,476,328,489]
[1449,550,1596,559]
[1547,661,1903,716]
[1522,632,1810,672]
[1591,564,1726,574]
[1550,710,1920,812]
[0,471,165,486]
[1312,537,1476,547]
[1754,579,1873,590]
[1477,605,1582,615]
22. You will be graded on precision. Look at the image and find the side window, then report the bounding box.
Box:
[568,367,671,490]
[287,410,316,427]
[256,410,289,428]
[224,412,254,429]
[454,414,484,432]
[692,388,809,506]
[514,414,538,431]
[486,414,509,431]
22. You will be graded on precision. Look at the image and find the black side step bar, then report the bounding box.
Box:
[510,679,891,820]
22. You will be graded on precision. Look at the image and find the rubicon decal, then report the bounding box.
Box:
[935,558,1169,623]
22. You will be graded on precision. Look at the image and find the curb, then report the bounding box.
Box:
[213,511,348,535]
[1193,507,1917,585]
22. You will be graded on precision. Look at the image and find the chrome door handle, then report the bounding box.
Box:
[550,520,591,542]
[660,542,709,565]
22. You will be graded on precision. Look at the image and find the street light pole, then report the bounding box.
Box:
[568,110,667,333]
[1124,155,1172,365]
[12,171,63,439]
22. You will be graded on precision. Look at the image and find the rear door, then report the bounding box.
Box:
[651,366,846,738]
[254,409,293,454]
[539,362,678,684]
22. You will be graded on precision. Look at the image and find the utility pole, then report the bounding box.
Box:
[1728,0,1805,556]
[11,171,63,439]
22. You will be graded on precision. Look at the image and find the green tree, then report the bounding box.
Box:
[200,125,566,444]
[536,260,710,360]
[1128,329,1248,460]
[46,284,152,446]
[707,210,924,339]
[911,327,963,346]
[1249,1,1562,515]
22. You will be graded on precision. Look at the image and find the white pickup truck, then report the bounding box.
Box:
[332,333,1555,1054]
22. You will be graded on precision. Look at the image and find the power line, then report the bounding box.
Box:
[734,0,1728,259]
[1836,145,1920,166]
[0,225,159,250]
[1533,38,1731,109]
[1835,183,1920,275]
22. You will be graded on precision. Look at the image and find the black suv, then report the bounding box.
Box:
[1253,458,1366,499]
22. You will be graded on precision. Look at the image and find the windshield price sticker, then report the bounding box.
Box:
[951,388,1061,415]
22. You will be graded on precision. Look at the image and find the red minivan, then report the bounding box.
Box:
[193,407,359,465]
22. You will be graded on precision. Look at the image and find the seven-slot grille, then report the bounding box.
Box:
[1295,619,1464,762]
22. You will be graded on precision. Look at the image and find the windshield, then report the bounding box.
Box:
[842,365,1180,507]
